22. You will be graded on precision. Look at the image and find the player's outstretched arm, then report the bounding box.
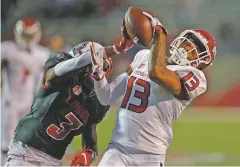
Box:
[104,19,134,57]
[142,12,183,97]
[81,122,98,155]
[94,73,129,105]
[44,51,92,88]
[90,43,129,105]
[70,122,97,166]
[148,26,183,97]
[148,26,188,99]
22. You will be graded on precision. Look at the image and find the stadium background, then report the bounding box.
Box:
[1,0,240,165]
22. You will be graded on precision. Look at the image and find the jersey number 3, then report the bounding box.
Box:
[121,76,150,113]
[46,112,83,140]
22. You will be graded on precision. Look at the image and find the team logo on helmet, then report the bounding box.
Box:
[52,53,65,62]
[72,42,88,57]
[212,46,217,56]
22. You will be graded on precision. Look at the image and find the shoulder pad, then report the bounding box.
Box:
[130,49,149,69]
[168,65,207,99]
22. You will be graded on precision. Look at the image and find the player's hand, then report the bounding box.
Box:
[113,19,134,54]
[142,11,168,36]
[90,42,105,81]
[70,149,96,166]
[103,57,113,79]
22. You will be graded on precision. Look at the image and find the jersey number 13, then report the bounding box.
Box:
[121,76,150,113]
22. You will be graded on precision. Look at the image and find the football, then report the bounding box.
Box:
[124,6,153,46]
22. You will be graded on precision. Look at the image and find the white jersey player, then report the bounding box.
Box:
[91,12,217,166]
[1,18,50,160]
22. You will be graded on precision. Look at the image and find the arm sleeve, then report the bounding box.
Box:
[42,44,103,89]
[53,41,105,76]
[94,72,129,105]
[53,51,91,76]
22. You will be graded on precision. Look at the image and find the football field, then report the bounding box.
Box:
[66,106,240,166]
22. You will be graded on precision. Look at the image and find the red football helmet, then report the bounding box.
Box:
[168,29,216,69]
[14,17,42,46]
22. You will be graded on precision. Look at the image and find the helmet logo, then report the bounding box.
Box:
[212,46,216,56]
[15,21,23,33]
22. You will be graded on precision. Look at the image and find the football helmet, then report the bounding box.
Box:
[14,17,42,46]
[168,29,216,68]
[70,41,113,79]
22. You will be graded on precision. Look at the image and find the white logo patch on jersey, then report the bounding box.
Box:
[138,63,145,69]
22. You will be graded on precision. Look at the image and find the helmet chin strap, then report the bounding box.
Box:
[169,48,190,66]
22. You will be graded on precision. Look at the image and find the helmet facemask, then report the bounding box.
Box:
[168,30,212,68]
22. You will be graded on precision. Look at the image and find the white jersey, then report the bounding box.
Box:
[1,41,50,106]
[1,41,50,150]
[110,49,207,154]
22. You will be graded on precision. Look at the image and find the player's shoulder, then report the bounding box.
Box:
[135,49,150,59]
[168,65,207,100]
[167,65,206,82]
[132,49,150,64]
[1,41,18,58]
[128,49,150,71]
[44,52,71,69]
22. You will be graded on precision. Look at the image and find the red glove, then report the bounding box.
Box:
[142,11,168,36]
[113,20,134,54]
[70,149,96,166]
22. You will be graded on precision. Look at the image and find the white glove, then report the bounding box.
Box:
[90,42,105,80]
[142,11,168,36]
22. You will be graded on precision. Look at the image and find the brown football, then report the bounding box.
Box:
[124,6,153,46]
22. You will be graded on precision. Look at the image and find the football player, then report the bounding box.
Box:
[1,18,50,165]
[4,24,134,166]
[92,12,216,166]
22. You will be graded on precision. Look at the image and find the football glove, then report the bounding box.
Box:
[142,11,168,36]
[113,20,134,54]
[70,149,96,166]
[90,42,105,81]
